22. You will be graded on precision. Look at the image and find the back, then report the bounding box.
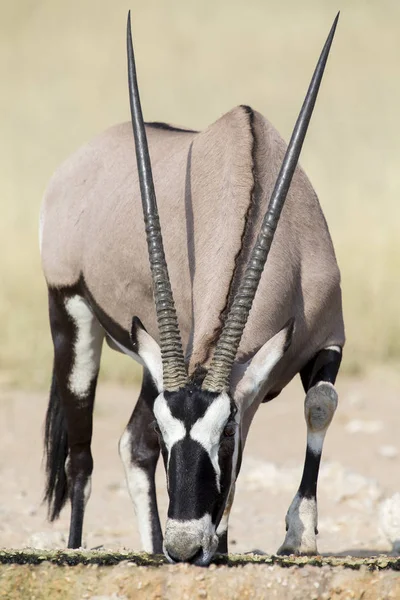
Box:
[40,105,344,391]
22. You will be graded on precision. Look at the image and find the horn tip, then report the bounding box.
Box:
[330,11,340,37]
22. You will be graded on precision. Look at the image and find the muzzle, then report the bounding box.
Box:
[163,514,219,565]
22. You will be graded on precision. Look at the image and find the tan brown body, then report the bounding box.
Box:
[41,106,344,396]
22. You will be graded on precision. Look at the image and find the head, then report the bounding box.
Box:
[126,11,338,564]
[130,316,294,565]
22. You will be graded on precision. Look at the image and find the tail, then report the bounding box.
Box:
[43,368,69,521]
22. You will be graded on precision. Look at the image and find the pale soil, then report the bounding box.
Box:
[1,561,400,600]
[0,367,400,556]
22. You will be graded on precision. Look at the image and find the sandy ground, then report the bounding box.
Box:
[0,367,399,556]
[1,560,400,600]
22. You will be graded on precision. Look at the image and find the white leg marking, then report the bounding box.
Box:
[278,493,318,555]
[164,513,218,564]
[119,429,153,552]
[307,430,326,455]
[64,296,103,399]
[325,345,341,353]
[190,392,231,490]
[153,394,185,453]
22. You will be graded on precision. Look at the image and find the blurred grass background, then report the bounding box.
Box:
[0,0,399,388]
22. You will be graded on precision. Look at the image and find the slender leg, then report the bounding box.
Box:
[278,347,342,555]
[119,369,163,553]
[49,289,104,548]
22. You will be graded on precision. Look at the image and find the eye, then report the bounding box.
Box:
[223,422,237,437]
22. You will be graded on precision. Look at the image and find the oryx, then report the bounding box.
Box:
[40,12,344,565]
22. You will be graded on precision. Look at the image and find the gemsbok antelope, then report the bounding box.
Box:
[40,12,344,565]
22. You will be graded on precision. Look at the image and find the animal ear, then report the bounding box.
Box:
[232,318,295,407]
[130,317,163,393]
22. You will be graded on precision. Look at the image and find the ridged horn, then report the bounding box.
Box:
[202,13,339,392]
[127,12,187,391]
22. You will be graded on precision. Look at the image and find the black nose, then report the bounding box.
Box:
[167,546,203,564]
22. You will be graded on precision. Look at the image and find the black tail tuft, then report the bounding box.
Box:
[43,368,69,521]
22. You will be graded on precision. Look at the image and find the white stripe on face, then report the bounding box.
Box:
[64,296,103,399]
[119,429,153,552]
[190,392,231,490]
[153,394,185,452]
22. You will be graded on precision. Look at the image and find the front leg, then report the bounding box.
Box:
[278,347,342,555]
[119,370,163,553]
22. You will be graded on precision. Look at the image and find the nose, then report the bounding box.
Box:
[166,546,204,564]
[164,533,203,563]
[164,515,218,565]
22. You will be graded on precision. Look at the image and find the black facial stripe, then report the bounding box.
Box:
[167,438,218,520]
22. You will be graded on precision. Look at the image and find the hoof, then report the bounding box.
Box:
[277,543,318,556]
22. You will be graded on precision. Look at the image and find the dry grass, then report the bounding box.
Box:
[0,0,399,387]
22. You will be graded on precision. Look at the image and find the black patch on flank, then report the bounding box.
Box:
[146,121,198,134]
[202,105,262,363]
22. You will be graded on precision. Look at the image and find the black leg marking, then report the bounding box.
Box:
[216,530,228,554]
[300,348,342,392]
[120,369,163,553]
[298,447,321,502]
[298,347,342,499]
[278,346,342,555]
[48,287,103,548]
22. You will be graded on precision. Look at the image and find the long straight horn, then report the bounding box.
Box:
[127,12,187,392]
[202,13,339,393]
